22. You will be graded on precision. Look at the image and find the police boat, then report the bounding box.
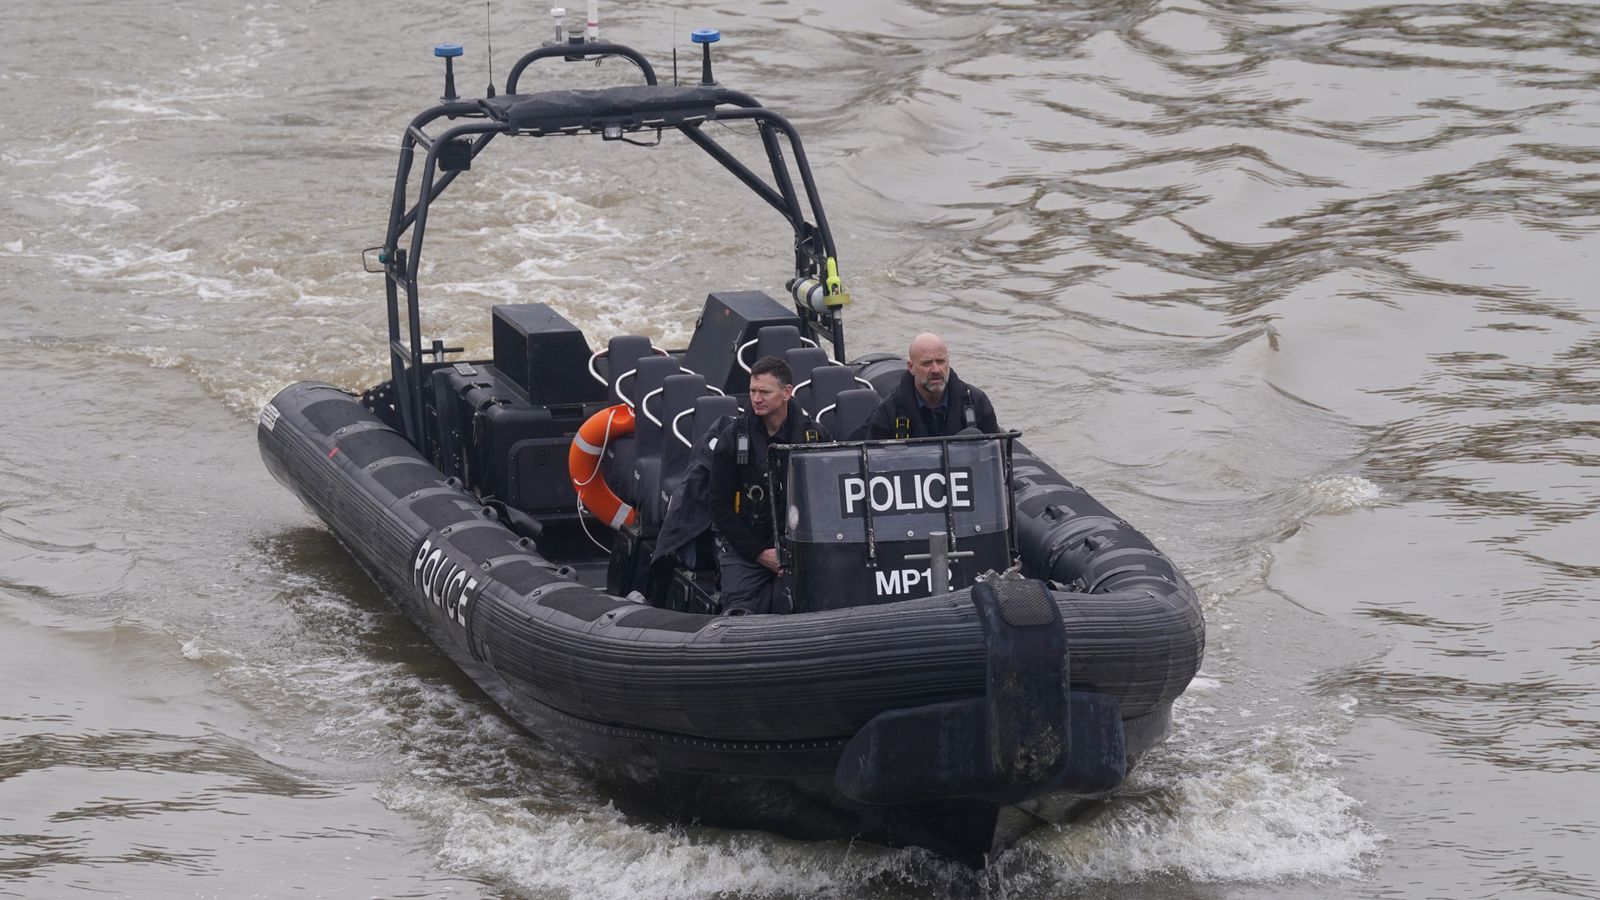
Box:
[258,27,1204,865]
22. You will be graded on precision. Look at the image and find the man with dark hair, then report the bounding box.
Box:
[709,356,829,614]
[857,332,1000,440]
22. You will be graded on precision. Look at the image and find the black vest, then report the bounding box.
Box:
[730,402,826,538]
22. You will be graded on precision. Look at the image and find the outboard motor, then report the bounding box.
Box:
[780,435,1014,611]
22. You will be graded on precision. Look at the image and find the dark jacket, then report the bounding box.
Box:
[709,400,828,561]
[651,412,731,568]
[856,369,999,440]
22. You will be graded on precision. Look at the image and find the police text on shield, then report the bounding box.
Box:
[839,467,973,517]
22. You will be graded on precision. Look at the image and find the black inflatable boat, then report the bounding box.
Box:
[258,30,1203,865]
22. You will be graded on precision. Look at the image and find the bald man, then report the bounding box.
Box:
[855,332,1000,440]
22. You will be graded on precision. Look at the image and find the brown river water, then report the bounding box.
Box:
[3,0,1597,897]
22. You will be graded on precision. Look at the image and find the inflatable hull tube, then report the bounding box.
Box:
[259,381,1204,861]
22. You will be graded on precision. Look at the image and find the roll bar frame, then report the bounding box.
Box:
[374,43,848,455]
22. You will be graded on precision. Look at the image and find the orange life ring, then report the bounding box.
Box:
[568,404,637,530]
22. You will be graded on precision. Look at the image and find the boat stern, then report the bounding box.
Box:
[834,577,1126,808]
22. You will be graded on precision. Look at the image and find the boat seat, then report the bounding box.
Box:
[746,325,805,372]
[791,360,846,416]
[689,394,739,444]
[600,335,657,406]
[595,338,658,505]
[828,387,882,441]
[637,373,713,528]
[630,357,685,527]
[797,364,859,426]
[659,373,711,485]
[786,346,832,412]
[784,347,830,386]
[631,356,682,457]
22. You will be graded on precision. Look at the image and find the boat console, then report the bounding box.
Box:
[781,436,1015,611]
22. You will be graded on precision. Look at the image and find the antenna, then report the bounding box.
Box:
[484,1,497,97]
[671,11,678,86]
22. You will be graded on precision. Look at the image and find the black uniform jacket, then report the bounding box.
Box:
[856,369,999,440]
[709,400,828,561]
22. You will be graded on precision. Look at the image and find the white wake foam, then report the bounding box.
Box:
[1019,699,1383,887]
[1307,474,1385,513]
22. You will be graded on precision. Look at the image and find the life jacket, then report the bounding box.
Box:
[652,413,733,568]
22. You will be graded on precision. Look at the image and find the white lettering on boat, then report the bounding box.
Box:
[840,468,973,516]
[873,566,952,597]
[412,538,477,627]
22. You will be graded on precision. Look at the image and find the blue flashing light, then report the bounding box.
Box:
[691,28,720,44]
[434,43,464,58]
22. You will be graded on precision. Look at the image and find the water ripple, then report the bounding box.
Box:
[0,730,333,800]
